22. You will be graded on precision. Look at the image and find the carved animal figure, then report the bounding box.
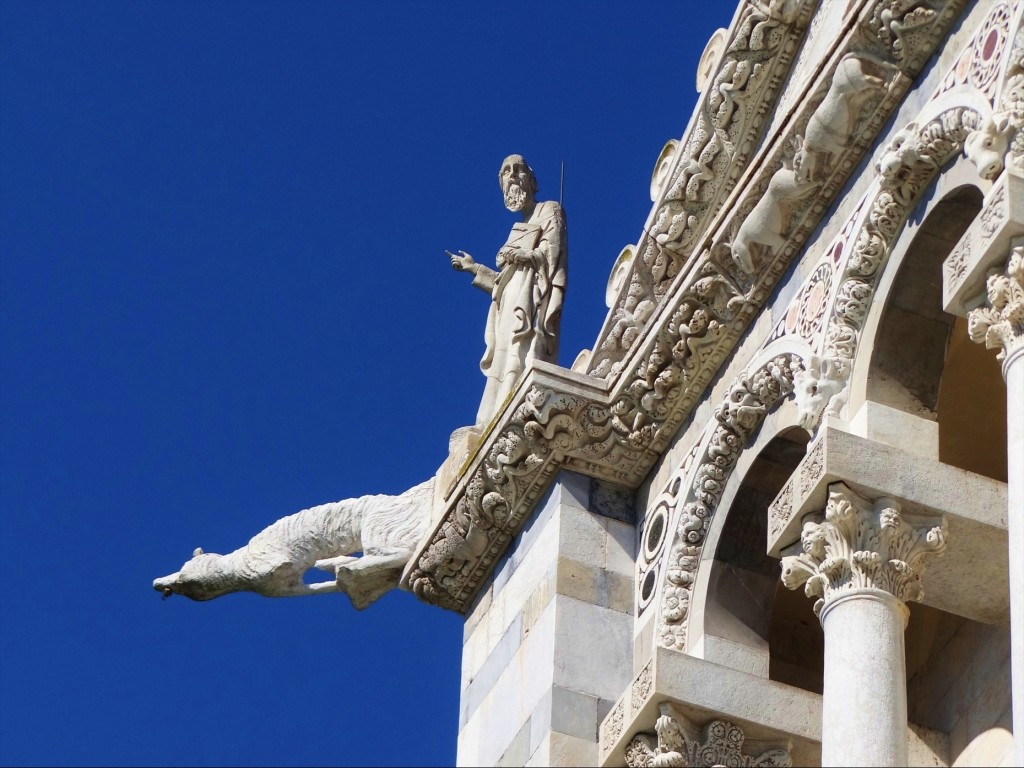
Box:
[729,148,819,275]
[877,123,922,181]
[802,55,888,179]
[153,478,433,610]
[793,355,849,431]
[964,113,1014,181]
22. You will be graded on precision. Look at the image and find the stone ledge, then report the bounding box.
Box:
[767,424,1009,624]
[598,646,955,767]
[943,170,1024,316]
[598,647,823,767]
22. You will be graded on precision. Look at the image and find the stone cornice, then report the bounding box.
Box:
[588,0,965,382]
[404,0,967,614]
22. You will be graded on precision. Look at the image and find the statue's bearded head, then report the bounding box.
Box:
[499,154,537,212]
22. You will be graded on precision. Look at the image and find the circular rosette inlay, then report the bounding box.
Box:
[795,263,833,341]
[968,4,1010,92]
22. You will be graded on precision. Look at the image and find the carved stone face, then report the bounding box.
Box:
[498,154,536,212]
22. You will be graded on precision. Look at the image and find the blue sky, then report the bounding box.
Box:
[0,3,723,765]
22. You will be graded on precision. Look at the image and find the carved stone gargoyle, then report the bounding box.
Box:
[153,479,433,610]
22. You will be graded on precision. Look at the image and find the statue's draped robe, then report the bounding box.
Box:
[472,200,567,425]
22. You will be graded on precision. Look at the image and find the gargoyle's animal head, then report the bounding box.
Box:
[153,547,231,601]
[964,113,1013,181]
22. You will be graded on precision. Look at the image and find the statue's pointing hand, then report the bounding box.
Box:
[447,249,476,274]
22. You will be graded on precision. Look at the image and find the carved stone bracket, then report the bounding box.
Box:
[780,482,947,616]
[624,703,792,768]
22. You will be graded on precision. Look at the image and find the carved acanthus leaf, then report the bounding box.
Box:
[625,704,793,768]
[780,483,947,615]
[968,245,1024,362]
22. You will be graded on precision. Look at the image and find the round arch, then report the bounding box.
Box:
[655,101,1004,652]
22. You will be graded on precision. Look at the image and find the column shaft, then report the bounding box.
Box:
[820,590,908,767]
[780,483,946,767]
[1005,348,1023,768]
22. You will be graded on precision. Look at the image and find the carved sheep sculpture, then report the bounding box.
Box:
[153,478,433,610]
[802,54,888,178]
[729,147,819,275]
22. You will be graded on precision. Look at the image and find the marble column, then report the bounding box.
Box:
[781,483,947,767]
[968,244,1024,768]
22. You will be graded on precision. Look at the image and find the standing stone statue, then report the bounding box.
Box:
[448,155,568,426]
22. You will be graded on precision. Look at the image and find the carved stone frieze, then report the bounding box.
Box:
[768,477,794,543]
[968,244,1024,363]
[589,0,816,380]
[867,0,943,71]
[632,662,654,712]
[603,699,626,750]
[1003,20,1024,171]
[945,236,973,291]
[780,483,947,615]
[597,3,964,464]
[590,0,964,380]
[981,183,1008,242]
[624,703,793,768]
[799,436,825,496]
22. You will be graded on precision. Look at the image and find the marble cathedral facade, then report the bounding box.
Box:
[404,1,1024,765]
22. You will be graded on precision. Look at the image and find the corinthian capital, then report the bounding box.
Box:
[624,703,792,768]
[968,245,1024,366]
[780,483,947,616]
